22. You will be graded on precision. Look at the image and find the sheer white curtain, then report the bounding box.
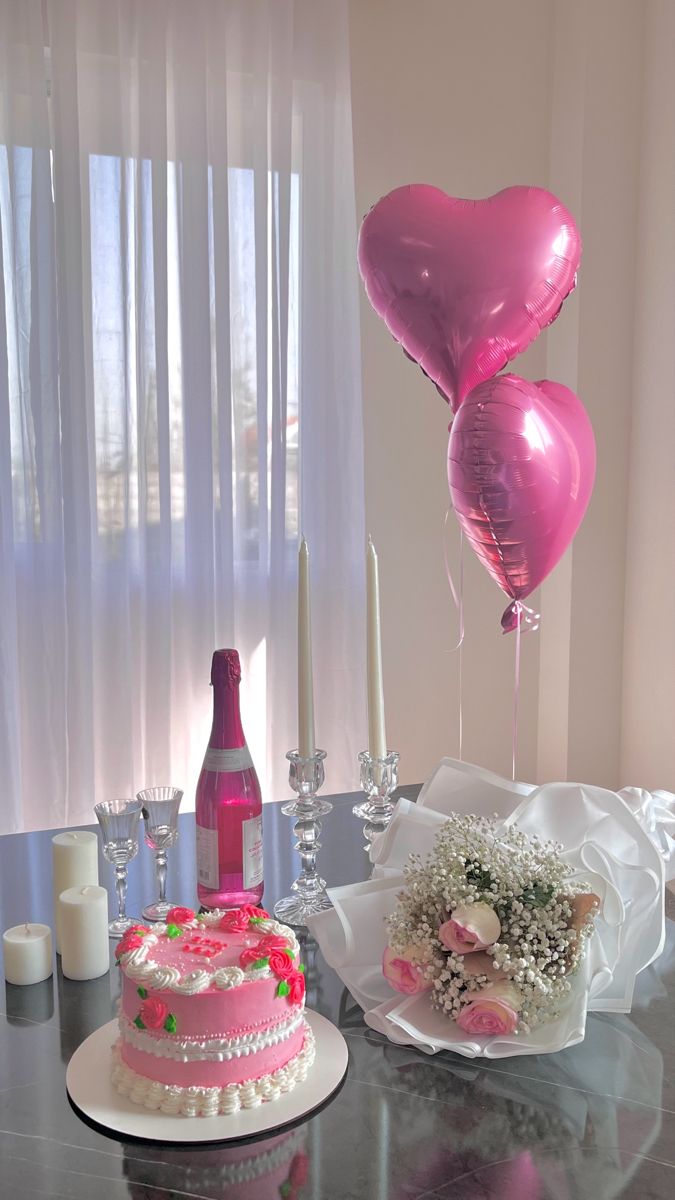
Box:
[0,0,366,833]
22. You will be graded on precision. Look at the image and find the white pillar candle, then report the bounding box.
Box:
[366,536,387,761]
[3,923,53,986]
[58,886,110,981]
[298,536,316,758]
[52,830,99,954]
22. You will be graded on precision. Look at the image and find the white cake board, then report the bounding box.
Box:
[66,1010,348,1144]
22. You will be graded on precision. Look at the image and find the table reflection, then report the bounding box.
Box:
[57,961,118,1062]
[121,1126,309,1199]
[370,1011,663,1199]
[5,976,54,1024]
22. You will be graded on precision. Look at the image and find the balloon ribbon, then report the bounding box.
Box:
[443,512,464,760]
[509,600,540,780]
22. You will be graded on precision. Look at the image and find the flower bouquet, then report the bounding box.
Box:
[309,759,673,1057]
[383,812,599,1038]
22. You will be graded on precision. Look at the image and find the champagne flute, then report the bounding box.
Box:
[136,787,183,922]
[94,798,143,937]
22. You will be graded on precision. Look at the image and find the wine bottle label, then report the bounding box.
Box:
[202,745,253,772]
[242,814,264,890]
[196,824,219,889]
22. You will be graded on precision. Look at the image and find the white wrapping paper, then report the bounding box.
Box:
[309,758,672,1058]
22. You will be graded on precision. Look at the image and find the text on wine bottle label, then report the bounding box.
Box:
[196,824,220,889]
[242,815,264,890]
[202,745,253,772]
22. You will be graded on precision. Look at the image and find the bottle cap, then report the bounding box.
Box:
[211,649,241,687]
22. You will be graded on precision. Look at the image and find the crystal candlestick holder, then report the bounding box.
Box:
[353,751,400,850]
[273,750,332,928]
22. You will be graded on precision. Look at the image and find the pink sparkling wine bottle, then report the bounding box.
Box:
[195,649,264,909]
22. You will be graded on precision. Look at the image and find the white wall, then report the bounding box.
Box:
[349,0,551,786]
[349,0,675,792]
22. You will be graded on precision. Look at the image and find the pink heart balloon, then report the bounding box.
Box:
[358,184,581,411]
[447,374,595,630]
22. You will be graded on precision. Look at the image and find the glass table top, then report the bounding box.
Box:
[0,788,673,1200]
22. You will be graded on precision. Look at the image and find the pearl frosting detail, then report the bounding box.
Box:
[119,1010,305,1062]
[111,1021,315,1116]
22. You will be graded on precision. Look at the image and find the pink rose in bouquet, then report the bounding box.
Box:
[438,901,501,954]
[382,946,431,995]
[456,981,521,1036]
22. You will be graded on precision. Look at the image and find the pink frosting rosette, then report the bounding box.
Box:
[287,971,305,1003]
[165,906,195,925]
[257,934,291,954]
[220,904,270,933]
[239,935,291,969]
[268,948,296,980]
[382,946,432,995]
[219,909,251,933]
[115,926,151,959]
[140,997,169,1029]
[456,982,521,1036]
[438,901,502,954]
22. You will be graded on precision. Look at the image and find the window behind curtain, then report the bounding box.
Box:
[0,0,365,833]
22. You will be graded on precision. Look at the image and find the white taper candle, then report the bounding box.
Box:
[298,537,316,758]
[366,536,387,760]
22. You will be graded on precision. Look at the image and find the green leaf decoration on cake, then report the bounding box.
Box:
[165,923,182,939]
[133,1015,145,1030]
[298,963,305,974]
[195,912,207,921]
[249,916,266,925]
[279,1183,291,1199]
[252,957,270,970]
[276,980,290,998]
[282,948,295,959]
[164,1013,177,1033]
[137,986,148,999]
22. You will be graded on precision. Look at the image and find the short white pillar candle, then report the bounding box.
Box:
[52,831,99,954]
[3,923,53,986]
[59,885,110,981]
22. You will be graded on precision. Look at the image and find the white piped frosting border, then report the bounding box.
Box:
[120,1010,304,1062]
[111,1020,315,1116]
[119,912,300,995]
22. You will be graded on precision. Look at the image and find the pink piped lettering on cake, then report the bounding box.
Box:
[181,933,223,959]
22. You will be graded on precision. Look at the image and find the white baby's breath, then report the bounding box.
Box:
[385,813,597,1031]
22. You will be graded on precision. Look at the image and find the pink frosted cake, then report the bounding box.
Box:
[112,905,315,1117]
